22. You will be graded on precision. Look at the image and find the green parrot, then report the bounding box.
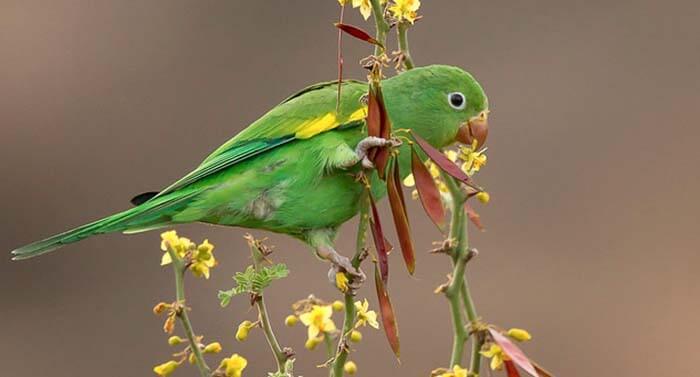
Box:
[11,64,488,286]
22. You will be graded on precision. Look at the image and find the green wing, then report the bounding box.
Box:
[153,80,368,198]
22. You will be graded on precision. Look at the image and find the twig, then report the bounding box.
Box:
[442,174,482,373]
[336,4,345,114]
[397,22,415,70]
[369,0,390,56]
[250,243,291,374]
[330,1,388,373]
[330,190,369,377]
[165,247,211,377]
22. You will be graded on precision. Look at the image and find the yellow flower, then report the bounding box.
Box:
[335,272,349,293]
[220,354,247,377]
[451,365,468,377]
[352,0,372,20]
[204,342,222,354]
[389,0,421,23]
[444,150,458,163]
[344,361,358,375]
[458,140,487,176]
[507,328,532,342]
[338,0,350,5]
[285,315,298,327]
[189,239,217,279]
[354,299,379,329]
[480,343,506,370]
[160,230,194,265]
[299,305,336,340]
[435,364,468,377]
[153,360,179,377]
[424,162,439,178]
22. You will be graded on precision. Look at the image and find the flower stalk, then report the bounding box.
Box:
[164,245,211,377]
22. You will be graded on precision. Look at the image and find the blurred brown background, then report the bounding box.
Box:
[1,1,699,376]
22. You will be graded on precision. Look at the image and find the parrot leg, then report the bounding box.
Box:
[354,136,402,169]
[306,229,365,294]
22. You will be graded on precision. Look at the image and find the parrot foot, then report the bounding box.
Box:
[328,262,366,295]
[355,136,402,169]
[317,244,366,294]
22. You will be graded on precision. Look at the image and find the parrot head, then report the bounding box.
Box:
[384,64,489,149]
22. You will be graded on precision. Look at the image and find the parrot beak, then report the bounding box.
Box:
[456,110,489,148]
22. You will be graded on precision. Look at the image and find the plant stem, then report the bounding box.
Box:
[369,0,390,55]
[324,333,335,359]
[443,175,482,371]
[397,22,415,70]
[256,295,287,372]
[330,192,368,377]
[336,4,345,114]
[166,248,210,377]
[250,246,290,374]
[461,281,483,375]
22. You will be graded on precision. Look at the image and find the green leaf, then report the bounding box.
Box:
[218,289,234,307]
[220,264,290,304]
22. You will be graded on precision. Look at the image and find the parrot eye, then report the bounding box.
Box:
[448,92,466,110]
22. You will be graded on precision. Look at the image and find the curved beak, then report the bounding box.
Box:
[456,110,489,147]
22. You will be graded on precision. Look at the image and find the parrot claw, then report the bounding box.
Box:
[355,136,402,170]
[324,253,366,295]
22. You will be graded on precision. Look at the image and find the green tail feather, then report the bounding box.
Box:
[11,190,201,260]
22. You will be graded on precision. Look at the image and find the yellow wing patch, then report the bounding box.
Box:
[294,107,368,139]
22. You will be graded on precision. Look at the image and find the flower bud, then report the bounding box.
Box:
[349,330,362,343]
[153,302,170,315]
[476,191,490,204]
[507,328,532,341]
[236,326,249,342]
[236,320,253,341]
[153,360,179,376]
[285,315,298,327]
[204,342,222,354]
[344,361,358,375]
[332,300,345,312]
[167,336,184,346]
[305,336,321,350]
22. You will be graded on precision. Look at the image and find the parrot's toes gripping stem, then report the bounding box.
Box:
[317,245,366,294]
[355,136,402,169]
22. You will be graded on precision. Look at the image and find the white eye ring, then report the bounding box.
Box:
[447,92,466,110]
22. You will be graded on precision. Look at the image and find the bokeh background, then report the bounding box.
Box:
[2,1,699,376]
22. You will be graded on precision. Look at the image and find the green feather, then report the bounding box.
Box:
[11,65,488,259]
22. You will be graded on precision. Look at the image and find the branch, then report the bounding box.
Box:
[442,174,482,373]
[330,191,369,377]
[397,22,415,70]
[250,242,292,375]
[166,248,211,377]
[370,0,390,55]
